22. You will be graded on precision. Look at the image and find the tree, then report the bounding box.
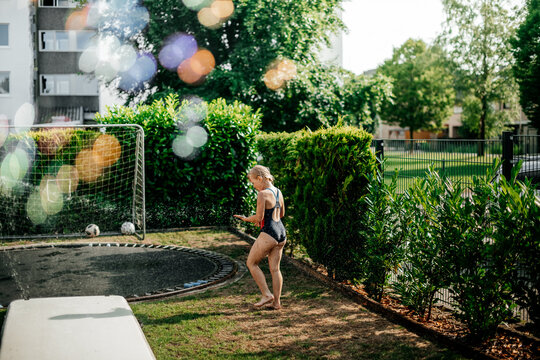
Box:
[377,39,455,140]
[259,64,392,133]
[439,0,522,151]
[460,94,515,138]
[511,0,540,130]
[103,0,391,133]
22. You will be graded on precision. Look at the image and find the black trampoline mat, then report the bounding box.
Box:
[0,245,219,306]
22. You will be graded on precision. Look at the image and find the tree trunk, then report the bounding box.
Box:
[477,95,488,156]
[409,128,415,153]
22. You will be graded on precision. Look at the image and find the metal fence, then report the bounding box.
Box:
[371,132,540,323]
[371,132,540,193]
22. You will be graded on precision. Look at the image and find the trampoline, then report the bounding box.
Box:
[0,243,238,307]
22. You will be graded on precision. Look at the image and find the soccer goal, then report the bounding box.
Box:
[0,124,145,240]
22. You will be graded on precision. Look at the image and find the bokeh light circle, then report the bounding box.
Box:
[27,190,48,225]
[65,8,89,31]
[263,69,285,90]
[158,33,198,71]
[198,7,221,29]
[13,103,35,132]
[111,45,138,72]
[182,0,213,11]
[92,134,121,167]
[40,175,64,215]
[56,164,79,194]
[211,0,234,19]
[79,46,99,73]
[186,126,208,147]
[75,148,103,183]
[172,135,194,158]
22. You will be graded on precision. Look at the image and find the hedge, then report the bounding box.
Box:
[258,125,377,279]
[96,95,261,227]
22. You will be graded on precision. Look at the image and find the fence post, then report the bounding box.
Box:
[502,131,513,181]
[375,139,384,172]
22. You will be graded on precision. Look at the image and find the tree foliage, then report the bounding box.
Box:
[378,39,455,139]
[117,0,391,132]
[439,0,523,143]
[511,0,540,130]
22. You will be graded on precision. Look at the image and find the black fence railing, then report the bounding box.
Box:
[371,132,540,193]
[371,132,539,323]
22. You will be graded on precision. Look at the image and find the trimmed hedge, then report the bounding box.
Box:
[96,95,261,227]
[258,126,377,279]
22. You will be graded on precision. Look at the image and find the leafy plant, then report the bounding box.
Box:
[357,170,404,301]
[393,169,461,321]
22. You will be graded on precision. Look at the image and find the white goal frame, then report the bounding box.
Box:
[0,123,145,240]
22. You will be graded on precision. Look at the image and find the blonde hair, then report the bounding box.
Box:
[249,165,274,183]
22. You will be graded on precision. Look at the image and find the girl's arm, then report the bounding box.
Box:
[280,194,285,218]
[234,191,265,223]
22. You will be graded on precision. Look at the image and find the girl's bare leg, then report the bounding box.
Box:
[268,240,285,309]
[246,233,278,306]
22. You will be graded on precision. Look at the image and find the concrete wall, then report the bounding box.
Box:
[0,0,34,123]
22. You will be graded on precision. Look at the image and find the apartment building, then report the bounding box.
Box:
[36,0,98,123]
[0,0,34,124]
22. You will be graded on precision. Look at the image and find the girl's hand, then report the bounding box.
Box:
[233,214,246,221]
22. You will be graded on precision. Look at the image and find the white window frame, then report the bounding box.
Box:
[39,30,95,52]
[38,0,78,8]
[40,74,99,96]
[0,24,8,47]
[0,72,9,96]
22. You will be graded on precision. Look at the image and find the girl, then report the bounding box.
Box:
[234,165,286,310]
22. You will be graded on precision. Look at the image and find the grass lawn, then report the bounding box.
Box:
[382,151,500,191]
[0,229,467,359]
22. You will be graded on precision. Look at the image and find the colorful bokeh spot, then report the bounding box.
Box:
[263,58,297,91]
[93,134,121,168]
[177,49,215,85]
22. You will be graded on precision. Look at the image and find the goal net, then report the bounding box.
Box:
[0,124,145,239]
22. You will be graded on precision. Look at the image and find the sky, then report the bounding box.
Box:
[342,0,445,74]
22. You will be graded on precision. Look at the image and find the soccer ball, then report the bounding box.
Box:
[85,224,100,237]
[121,222,135,235]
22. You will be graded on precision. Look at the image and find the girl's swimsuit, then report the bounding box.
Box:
[260,187,287,243]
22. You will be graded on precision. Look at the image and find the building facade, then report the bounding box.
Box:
[0,0,34,124]
[36,0,99,123]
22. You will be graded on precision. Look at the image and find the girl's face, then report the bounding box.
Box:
[248,174,264,191]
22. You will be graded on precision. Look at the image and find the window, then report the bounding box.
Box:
[40,74,98,96]
[0,24,8,46]
[0,72,9,95]
[39,0,78,7]
[39,31,95,51]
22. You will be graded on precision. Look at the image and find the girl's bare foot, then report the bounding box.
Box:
[271,302,282,310]
[253,295,274,308]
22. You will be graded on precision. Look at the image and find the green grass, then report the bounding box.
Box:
[0,230,469,360]
[383,151,500,190]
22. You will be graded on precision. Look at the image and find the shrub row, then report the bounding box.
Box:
[96,95,261,227]
[356,162,539,341]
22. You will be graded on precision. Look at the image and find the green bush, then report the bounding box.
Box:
[96,95,261,227]
[493,163,540,333]
[357,170,404,301]
[258,125,376,279]
[393,169,461,321]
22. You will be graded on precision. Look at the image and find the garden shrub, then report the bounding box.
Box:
[492,163,540,333]
[96,94,261,227]
[258,125,376,280]
[357,169,404,301]
[393,169,462,321]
